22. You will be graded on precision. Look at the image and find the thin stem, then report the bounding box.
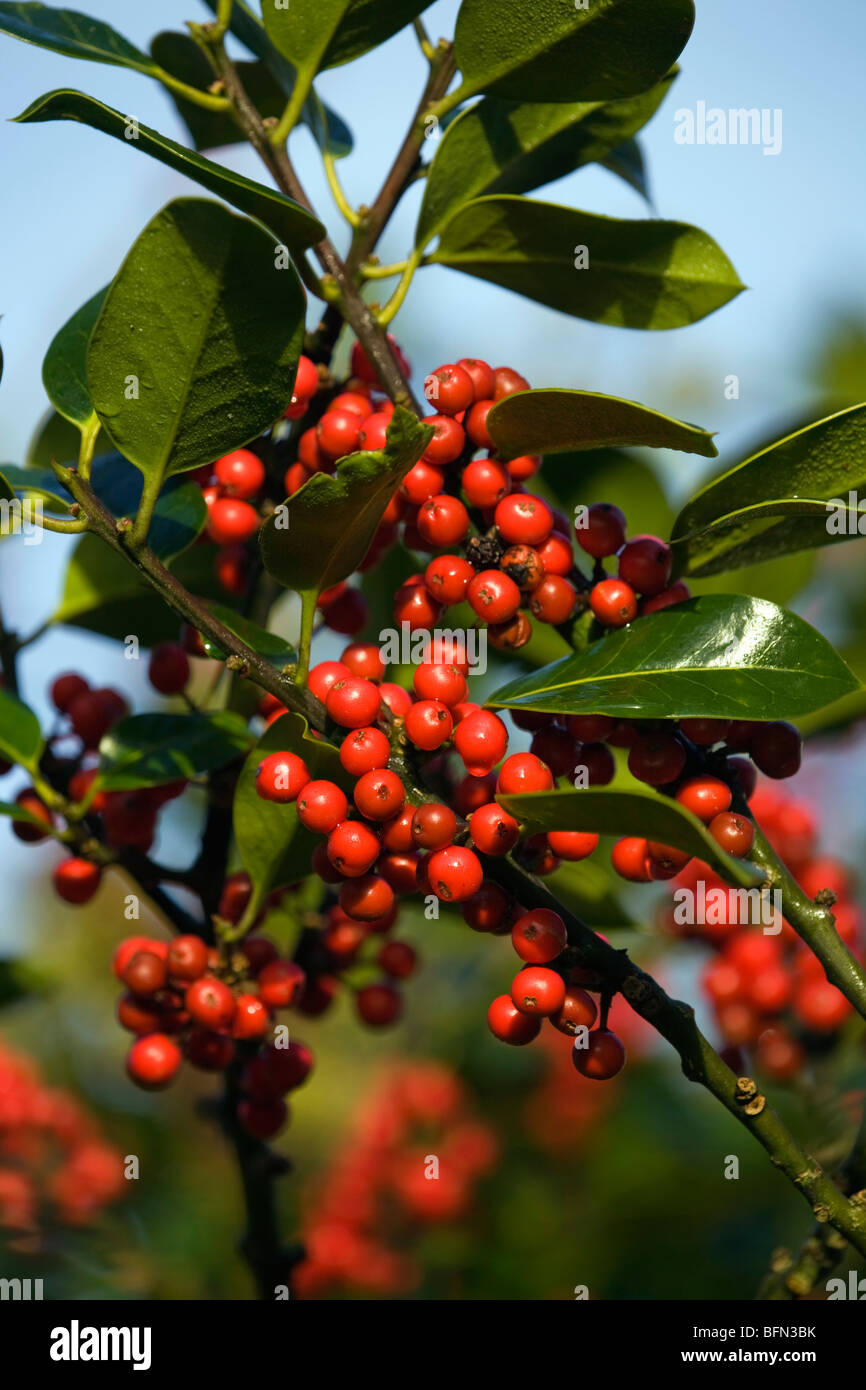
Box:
[377,249,423,326]
[269,72,314,149]
[750,826,866,1021]
[77,414,100,484]
[211,0,235,42]
[413,17,436,63]
[323,150,361,228]
[153,67,233,112]
[361,260,409,280]
[37,514,89,535]
[129,469,165,551]
[295,590,316,687]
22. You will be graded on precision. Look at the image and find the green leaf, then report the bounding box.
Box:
[671,403,866,577]
[551,857,636,929]
[201,604,296,667]
[497,787,762,887]
[487,594,860,720]
[86,197,305,486]
[233,711,348,905]
[0,957,55,1009]
[152,27,352,159]
[0,689,43,771]
[98,712,252,790]
[488,387,716,459]
[0,462,73,512]
[260,408,432,597]
[42,287,106,428]
[0,2,156,71]
[453,0,694,103]
[263,0,432,75]
[0,471,13,504]
[15,91,326,251]
[89,455,208,561]
[600,137,650,200]
[429,196,744,329]
[26,409,83,468]
[417,73,675,247]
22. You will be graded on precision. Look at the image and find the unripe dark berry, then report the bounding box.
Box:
[148,642,190,695]
[575,503,626,558]
[572,1028,626,1079]
[52,857,101,904]
[617,535,673,596]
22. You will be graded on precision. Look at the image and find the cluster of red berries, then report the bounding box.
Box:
[658,780,861,1080]
[294,1062,497,1298]
[0,1037,125,1239]
[111,932,313,1139]
[9,665,196,900]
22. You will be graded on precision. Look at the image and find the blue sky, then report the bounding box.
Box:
[1,0,864,920]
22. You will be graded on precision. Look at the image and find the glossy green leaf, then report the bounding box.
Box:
[201,604,296,667]
[600,137,650,200]
[551,858,636,930]
[86,198,305,485]
[0,2,156,71]
[15,92,325,250]
[0,463,73,512]
[150,30,351,159]
[671,403,866,577]
[98,712,252,790]
[233,711,348,905]
[0,471,13,504]
[497,787,762,887]
[260,408,432,597]
[488,387,716,458]
[453,0,693,103]
[429,196,744,329]
[26,409,83,468]
[0,689,43,770]
[417,74,675,246]
[42,287,106,428]
[487,595,860,720]
[263,0,432,75]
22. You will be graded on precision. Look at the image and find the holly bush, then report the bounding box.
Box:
[1,0,865,1304]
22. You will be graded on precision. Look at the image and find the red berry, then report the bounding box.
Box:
[675,776,732,822]
[530,725,577,777]
[426,846,484,901]
[493,366,530,399]
[293,354,319,399]
[257,960,305,1011]
[113,935,164,979]
[566,715,615,741]
[679,718,730,746]
[185,975,237,1028]
[411,802,457,850]
[317,408,363,459]
[207,497,259,545]
[353,768,405,821]
[413,663,467,707]
[417,494,470,548]
[546,830,598,861]
[420,415,465,467]
[167,934,209,982]
[320,586,368,635]
[238,1097,288,1139]
[467,569,521,623]
[232,994,271,1040]
[572,1028,626,1079]
[424,554,475,606]
[465,399,495,450]
[358,410,390,451]
[618,535,673,596]
[750,722,802,780]
[297,780,349,834]
[148,641,190,695]
[377,940,417,979]
[356,982,402,1027]
[401,460,446,506]
[51,671,89,713]
[487,994,541,1045]
[709,811,755,858]
[351,335,410,384]
[326,676,381,729]
[339,726,390,776]
[528,575,576,625]
[424,363,475,416]
[628,732,687,787]
[126,1034,182,1089]
[511,907,567,963]
[575,503,627,558]
[590,577,637,627]
[611,837,652,882]
[394,580,442,630]
[52,857,101,904]
[255,750,311,803]
[67,689,127,748]
[454,710,509,777]
[186,1028,236,1070]
[537,532,573,576]
[308,659,351,703]
[121,949,167,997]
[330,390,371,418]
[496,752,554,795]
[327,820,381,877]
[117,992,162,1035]
[500,544,544,593]
[214,449,265,499]
[550,988,598,1036]
[405,699,453,751]
[462,456,509,508]
[511,966,566,1016]
[340,875,395,922]
[457,357,494,399]
[793,978,852,1032]
[463,881,512,933]
[494,495,552,547]
[469,802,519,856]
[340,642,385,683]
[640,581,691,614]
